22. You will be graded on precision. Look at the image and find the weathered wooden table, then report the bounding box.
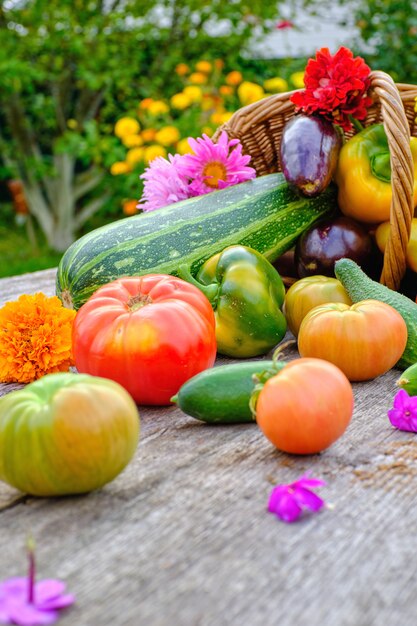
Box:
[1,268,416,626]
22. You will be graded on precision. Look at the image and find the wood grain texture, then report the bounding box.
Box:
[0,269,416,626]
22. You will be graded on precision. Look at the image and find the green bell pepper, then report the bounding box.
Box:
[178,245,287,358]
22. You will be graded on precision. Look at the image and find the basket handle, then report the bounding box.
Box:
[369,70,414,290]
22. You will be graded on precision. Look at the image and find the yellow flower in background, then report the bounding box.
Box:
[183,86,203,103]
[171,92,192,110]
[201,96,216,111]
[155,126,180,146]
[177,138,194,155]
[122,134,144,148]
[195,60,212,73]
[210,110,226,125]
[189,72,207,85]
[144,144,167,163]
[126,147,145,166]
[139,98,154,110]
[219,85,234,96]
[219,111,234,124]
[122,199,139,216]
[67,118,78,130]
[141,128,157,142]
[115,117,140,138]
[202,126,214,137]
[263,77,289,93]
[290,71,305,89]
[148,100,169,116]
[110,161,132,175]
[175,63,189,76]
[237,81,265,105]
[0,293,76,384]
[225,71,243,86]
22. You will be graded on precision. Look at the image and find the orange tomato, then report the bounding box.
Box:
[284,275,351,336]
[298,299,407,381]
[256,358,353,454]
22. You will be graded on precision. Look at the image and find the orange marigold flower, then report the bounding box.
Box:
[225,71,243,86]
[175,63,189,76]
[0,293,76,384]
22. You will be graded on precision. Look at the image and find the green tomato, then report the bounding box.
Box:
[0,372,140,496]
[284,275,352,336]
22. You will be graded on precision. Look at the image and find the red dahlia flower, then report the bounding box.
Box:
[290,47,372,132]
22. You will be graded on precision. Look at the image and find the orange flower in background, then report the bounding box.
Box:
[189,72,207,85]
[141,128,157,142]
[0,293,76,384]
[122,199,139,216]
[214,59,225,70]
[219,85,234,96]
[175,63,189,76]
[225,71,243,86]
[195,60,212,73]
[139,98,154,110]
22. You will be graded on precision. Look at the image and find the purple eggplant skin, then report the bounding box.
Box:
[279,114,342,197]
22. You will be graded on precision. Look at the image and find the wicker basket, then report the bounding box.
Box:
[213,71,417,291]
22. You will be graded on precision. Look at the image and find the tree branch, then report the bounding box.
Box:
[74,167,105,201]
[74,194,111,229]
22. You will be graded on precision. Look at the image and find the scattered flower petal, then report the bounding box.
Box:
[0,578,75,625]
[268,473,326,523]
[388,389,417,432]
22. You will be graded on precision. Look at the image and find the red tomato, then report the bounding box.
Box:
[298,299,407,381]
[256,358,353,454]
[72,275,217,405]
[284,275,351,336]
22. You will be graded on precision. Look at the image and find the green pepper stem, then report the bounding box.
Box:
[177,264,219,304]
[349,115,364,133]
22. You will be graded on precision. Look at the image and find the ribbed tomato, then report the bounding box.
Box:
[0,372,140,496]
[298,299,408,381]
[72,275,217,405]
[256,358,353,454]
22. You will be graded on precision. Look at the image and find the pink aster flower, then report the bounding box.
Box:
[177,131,256,196]
[388,389,417,432]
[268,473,326,523]
[138,153,191,212]
[0,540,75,625]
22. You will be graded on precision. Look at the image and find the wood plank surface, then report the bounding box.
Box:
[0,269,416,626]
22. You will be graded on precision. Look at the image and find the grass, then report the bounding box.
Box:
[0,203,63,279]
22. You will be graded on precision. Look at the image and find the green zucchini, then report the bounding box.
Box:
[171,359,285,424]
[57,173,337,309]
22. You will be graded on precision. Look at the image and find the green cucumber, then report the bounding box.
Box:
[397,363,417,395]
[171,359,285,424]
[334,258,417,369]
[56,173,336,309]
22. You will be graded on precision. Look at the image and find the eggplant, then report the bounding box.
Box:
[295,215,375,278]
[279,114,342,197]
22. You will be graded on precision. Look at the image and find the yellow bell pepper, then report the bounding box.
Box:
[335,123,417,224]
